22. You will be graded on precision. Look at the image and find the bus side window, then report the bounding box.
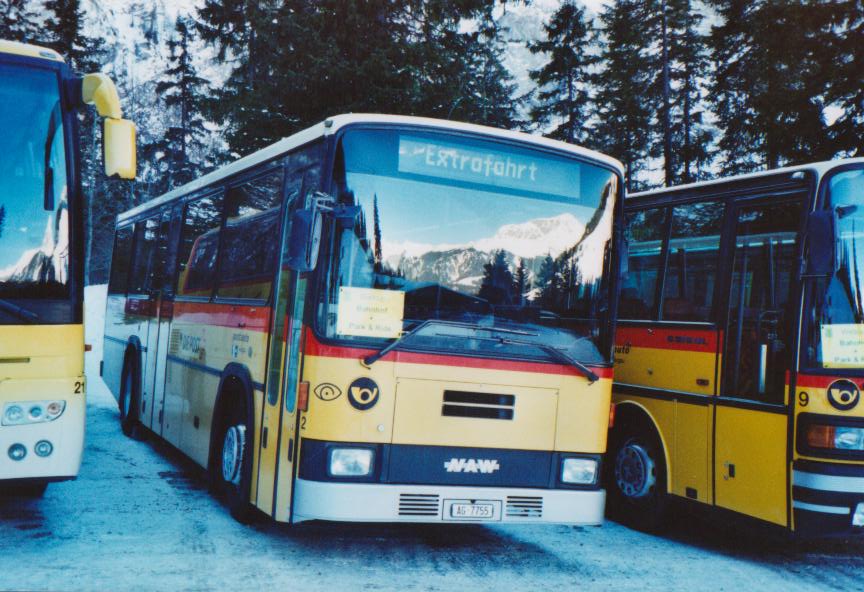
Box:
[619,207,667,320]
[176,193,224,298]
[662,201,724,322]
[217,171,284,301]
[127,218,159,295]
[108,225,134,295]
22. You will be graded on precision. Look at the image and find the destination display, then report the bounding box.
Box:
[821,323,864,367]
[397,136,580,201]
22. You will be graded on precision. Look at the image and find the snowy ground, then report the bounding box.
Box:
[0,286,863,591]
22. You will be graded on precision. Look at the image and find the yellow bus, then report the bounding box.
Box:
[609,158,864,536]
[102,114,625,524]
[0,40,135,496]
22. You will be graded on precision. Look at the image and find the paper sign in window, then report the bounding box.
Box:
[336,287,405,339]
[821,324,864,368]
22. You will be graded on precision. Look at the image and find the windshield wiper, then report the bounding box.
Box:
[0,299,39,323]
[362,319,536,366]
[500,338,599,384]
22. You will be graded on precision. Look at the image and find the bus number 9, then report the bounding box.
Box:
[798,391,809,407]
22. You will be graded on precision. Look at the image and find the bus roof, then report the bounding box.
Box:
[0,39,64,63]
[628,157,864,203]
[118,114,625,224]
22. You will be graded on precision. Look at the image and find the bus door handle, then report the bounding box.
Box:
[723,461,736,480]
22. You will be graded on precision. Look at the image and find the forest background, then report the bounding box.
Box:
[1,0,861,283]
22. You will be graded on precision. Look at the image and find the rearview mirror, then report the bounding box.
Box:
[104,118,137,179]
[287,208,323,272]
[804,210,838,276]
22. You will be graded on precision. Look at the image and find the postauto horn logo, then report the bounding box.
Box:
[827,379,861,411]
[348,377,380,411]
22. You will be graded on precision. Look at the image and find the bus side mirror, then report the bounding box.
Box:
[287,208,323,272]
[104,118,137,179]
[804,210,837,276]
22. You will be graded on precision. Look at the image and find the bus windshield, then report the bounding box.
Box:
[0,62,70,315]
[806,166,864,369]
[318,128,619,364]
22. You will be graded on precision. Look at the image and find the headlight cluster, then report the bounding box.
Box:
[805,424,864,451]
[2,401,66,426]
[561,457,598,485]
[329,447,374,477]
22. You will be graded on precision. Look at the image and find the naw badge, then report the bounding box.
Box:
[348,377,380,410]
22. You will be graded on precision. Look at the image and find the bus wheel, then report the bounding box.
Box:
[119,362,144,440]
[606,424,668,532]
[212,395,253,523]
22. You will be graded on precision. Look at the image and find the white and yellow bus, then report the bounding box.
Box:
[610,158,864,536]
[0,40,135,496]
[102,114,625,524]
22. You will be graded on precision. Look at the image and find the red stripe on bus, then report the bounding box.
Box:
[170,300,271,331]
[615,326,721,354]
[304,332,613,378]
[794,373,863,389]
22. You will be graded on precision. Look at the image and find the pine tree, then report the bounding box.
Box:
[372,195,383,272]
[644,0,714,185]
[536,253,560,305]
[529,1,592,143]
[592,0,653,190]
[513,258,528,305]
[0,0,40,43]
[823,0,864,157]
[479,250,515,305]
[146,16,209,192]
[708,0,832,172]
[461,4,521,129]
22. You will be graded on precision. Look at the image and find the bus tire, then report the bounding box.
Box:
[605,420,668,532]
[211,389,254,524]
[119,359,145,441]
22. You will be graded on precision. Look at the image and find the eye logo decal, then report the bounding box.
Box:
[348,377,380,411]
[314,383,342,401]
[827,379,860,411]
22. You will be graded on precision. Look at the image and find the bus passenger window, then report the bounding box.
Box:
[662,201,724,322]
[176,193,223,297]
[108,226,134,295]
[619,207,667,320]
[217,171,284,300]
[127,218,159,295]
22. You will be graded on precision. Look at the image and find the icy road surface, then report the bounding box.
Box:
[1,286,863,591]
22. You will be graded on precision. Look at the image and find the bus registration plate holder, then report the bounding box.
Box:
[444,499,501,521]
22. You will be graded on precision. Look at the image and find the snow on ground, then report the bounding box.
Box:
[0,285,863,591]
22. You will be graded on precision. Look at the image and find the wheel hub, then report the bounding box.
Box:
[614,440,656,499]
[221,424,246,485]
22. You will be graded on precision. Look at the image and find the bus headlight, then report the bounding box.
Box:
[561,457,598,485]
[2,401,66,425]
[805,424,864,451]
[329,448,374,477]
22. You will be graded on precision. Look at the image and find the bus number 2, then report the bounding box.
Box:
[74,381,83,394]
[798,391,809,407]
[300,416,307,430]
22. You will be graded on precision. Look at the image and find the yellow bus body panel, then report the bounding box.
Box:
[615,345,716,395]
[0,325,83,378]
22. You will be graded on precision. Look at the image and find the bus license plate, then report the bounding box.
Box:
[446,500,497,521]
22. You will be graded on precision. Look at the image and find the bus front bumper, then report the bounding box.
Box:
[793,460,864,536]
[291,478,605,525]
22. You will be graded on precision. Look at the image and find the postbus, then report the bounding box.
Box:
[102,114,625,524]
[608,158,864,536]
[0,40,136,496]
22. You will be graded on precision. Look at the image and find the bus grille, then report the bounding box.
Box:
[506,496,543,518]
[441,390,515,420]
[398,493,440,517]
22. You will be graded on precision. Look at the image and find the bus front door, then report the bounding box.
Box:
[141,211,175,432]
[714,199,801,526]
